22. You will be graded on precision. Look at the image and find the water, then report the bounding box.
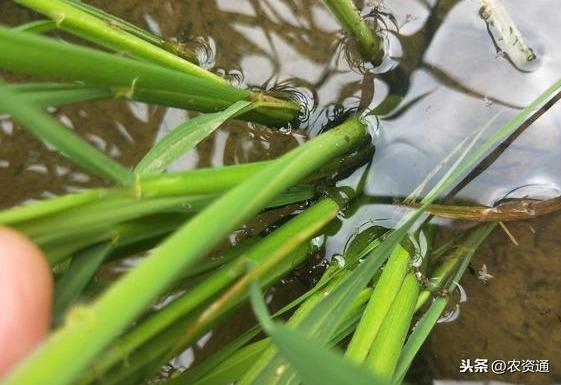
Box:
[1,0,560,383]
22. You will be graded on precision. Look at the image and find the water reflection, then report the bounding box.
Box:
[310,0,561,213]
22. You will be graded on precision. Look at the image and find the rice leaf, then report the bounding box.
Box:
[0,189,104,226]
[394,297,446,385]
[0,27,298,125]
[249,284,382,385]
[164,330,266,385]
[63,0,165,47]
[0,82,132,184]
[15,0,212,80]
[88,244,315,385]
[6,83,113,109]
[13,19,56,33]
[135,100,255,175]
[187,341,270,385]
[168,284,374,385]
[52,242,113,321]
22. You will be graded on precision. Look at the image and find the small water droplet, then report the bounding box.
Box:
[333,254,346,268]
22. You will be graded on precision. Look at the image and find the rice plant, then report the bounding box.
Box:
[0,1,559,385]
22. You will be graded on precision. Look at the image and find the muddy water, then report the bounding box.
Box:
[1,0,560,383]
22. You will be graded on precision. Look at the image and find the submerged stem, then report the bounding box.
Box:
[322,0,382,62]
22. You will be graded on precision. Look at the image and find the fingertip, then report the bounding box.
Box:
[0,227,52,377]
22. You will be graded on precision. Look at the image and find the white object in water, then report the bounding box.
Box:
[480,0,537,71]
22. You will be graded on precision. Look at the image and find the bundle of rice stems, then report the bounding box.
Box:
[0,1,559,385]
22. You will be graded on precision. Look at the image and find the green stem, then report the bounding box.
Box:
[0,26,299,126]
[0,141,369,227]
[61,0,196,62]
[1,117,366,385]
[345,243,411,363]
[138,162,271,197]
[19,195,209,240]
[322,0,382,62]
[93,244,314,385]
[6,83,113,109]
[14,0,212,81]
[29,187,314,265]
[88,198,341,381]
[393,223,497,382]
[0,189,104,225]
[415,223,495,310]
[365,271,421,382]
[174,287,374,385]
[0,163,267,227]
[415,251,461,311]
[52,242,114,322]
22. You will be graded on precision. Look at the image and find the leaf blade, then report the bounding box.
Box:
[135,100,254,176]
[52,242,113,321]
[250,284,382,385]
[0,82,132,184]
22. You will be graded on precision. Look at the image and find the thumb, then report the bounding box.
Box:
[0,227,53,377]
